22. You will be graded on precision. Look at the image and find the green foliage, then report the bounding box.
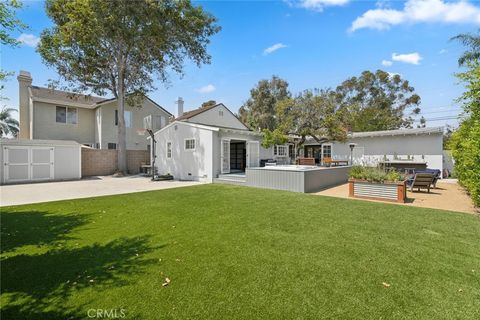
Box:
[238,75,290,131]
[349,166,402,183]
[0,107,19,137]
[335,70,421,131]
[275,89,347,144]
[0,0,26,47]
[38,0,220,172]
[201,100,217,109]
[261,128,288,148]
[0,0,27,84]
[448,62,480,206]
[451,30,480,66]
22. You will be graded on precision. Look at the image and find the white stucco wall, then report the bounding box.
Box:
[212,130,274,178]
[305,133,444,171]
[154,122,214,182]
[0,139,81,184]
[185,104,248,130]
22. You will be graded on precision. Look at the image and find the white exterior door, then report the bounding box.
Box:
[3,146,54,183]
[246,141,260,168]
[31,147,54,181]
[221,139,230,174]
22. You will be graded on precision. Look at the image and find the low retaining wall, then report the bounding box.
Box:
[246,166,351,193]
[348,179,407,203]
[82,148,149,177]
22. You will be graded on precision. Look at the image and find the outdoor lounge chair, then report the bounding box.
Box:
[407,173,435,192]
[415,169,441,188]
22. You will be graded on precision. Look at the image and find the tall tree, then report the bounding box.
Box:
[201,100,217,109]
[238,76,290,131]
[451,30,480,66]
[0,0,27,82]
[38,0,220,173]
[0,107,19,137]
[266,89,347,148]
[335,70,421,132]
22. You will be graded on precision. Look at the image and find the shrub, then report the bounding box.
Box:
[349,166,402,183]
[449,61,480,207]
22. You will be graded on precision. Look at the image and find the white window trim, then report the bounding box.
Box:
[184,138,196,151]
[321,143,333,159]
[274,144,288,157]
[166,141,172,159]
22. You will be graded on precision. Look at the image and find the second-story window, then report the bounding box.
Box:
[56,106,77,124]
[115,110,132,128]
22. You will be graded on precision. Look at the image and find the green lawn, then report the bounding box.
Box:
[1,184,479,319]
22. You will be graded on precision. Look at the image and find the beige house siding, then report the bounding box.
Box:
[32,101,96,145]
[98,99,169,150]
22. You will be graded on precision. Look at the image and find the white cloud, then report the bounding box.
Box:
[439,48,447,54]
[350,0,480,32]
[17,33,40,47]
[263,43,288,55]
[196,84,216,94]
[392,52,422,65]
[381,59,393,66]
[298,0,349,11]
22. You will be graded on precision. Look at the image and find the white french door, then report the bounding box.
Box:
[246,141,260,168]
[221,139,230,174]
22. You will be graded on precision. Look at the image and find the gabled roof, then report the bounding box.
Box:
[175,103,222,121]
[29,86,171,115]
[95,95,172,116]
[30,86,106,108]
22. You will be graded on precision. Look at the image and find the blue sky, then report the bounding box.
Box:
[3,0,479,128]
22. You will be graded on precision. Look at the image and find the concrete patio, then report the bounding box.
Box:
[315,179,478,214]
[0,175,204,206]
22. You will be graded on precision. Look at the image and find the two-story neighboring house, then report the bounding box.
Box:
[17,71,171,150]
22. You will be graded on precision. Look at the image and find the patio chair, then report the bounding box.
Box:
[415,169,441,188]
[407,173,435,193]
[322,157,333,166]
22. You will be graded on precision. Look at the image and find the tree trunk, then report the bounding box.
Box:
[117,68,128,174]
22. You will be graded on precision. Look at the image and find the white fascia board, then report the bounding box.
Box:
[152,120,220,136]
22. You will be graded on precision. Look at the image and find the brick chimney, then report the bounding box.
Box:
[17,71,32,139]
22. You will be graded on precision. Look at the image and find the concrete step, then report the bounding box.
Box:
[217,174,246,182]
[213,177,246,185]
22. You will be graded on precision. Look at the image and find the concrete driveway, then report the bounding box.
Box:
[0,176,204,206]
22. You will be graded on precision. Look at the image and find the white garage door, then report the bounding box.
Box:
[3,146,54,183]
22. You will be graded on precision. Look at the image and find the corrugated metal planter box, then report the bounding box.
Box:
[348,179,407,203]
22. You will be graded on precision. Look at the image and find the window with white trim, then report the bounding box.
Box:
[167,142,172,158]
[274,145,287,157]
[56,106,77,124]
[185,139,195,151]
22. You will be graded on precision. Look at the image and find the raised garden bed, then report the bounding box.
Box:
[348,179,407,203]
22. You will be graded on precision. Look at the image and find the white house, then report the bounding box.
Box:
[302,126,444,173]
[152,100,445,182]
[152,102,289,182]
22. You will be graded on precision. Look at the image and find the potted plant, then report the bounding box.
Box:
[348,166,407,203]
